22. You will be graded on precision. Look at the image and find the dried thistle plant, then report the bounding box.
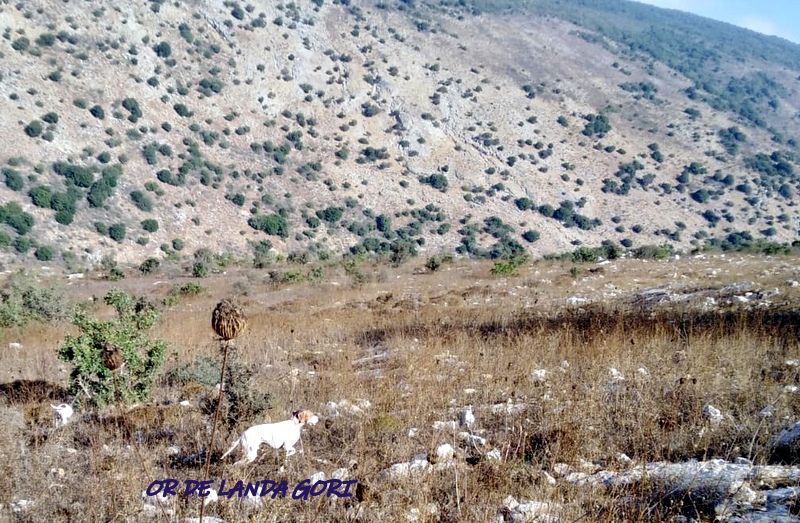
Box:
[199,298,247,522]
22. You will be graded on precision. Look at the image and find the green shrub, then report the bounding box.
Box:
[130,190,153,211]
[141,219,159,232]
[361,102,380,117]
[53,162,94,188]
[153,41,171,58]
[173,103,192,117]
[191,262,209,278]
[139,257,160,274]
[316,206,344,224]
[171,238,184,251]
[419,173,448,191]
[514,197,533,211]
[11,37,30,52]
[57,289,167,407]
[25,120,43,137]
[42,112,59,124]
[633,244,673,260]
[34,245,55,261]
[36,33,55,46]
[28,186,53,208]
[490,255,528,276]
[4,168,24,191]
[522,230,540,243]
[163,282,205,306]
[248,213,288,238]
[109,223,126,242]
[122,98,143,123]
[0,270,67,327]
[89,105,105,119]
[582,114,611,137]
[2,203,35,235]
[13,236,30,253]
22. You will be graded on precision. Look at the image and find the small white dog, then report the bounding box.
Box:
[220,410,319,465]
[51,403,74,428]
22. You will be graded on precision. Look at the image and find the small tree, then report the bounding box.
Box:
[57,290,167,408]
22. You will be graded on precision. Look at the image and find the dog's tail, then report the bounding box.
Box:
[220,436,241,460]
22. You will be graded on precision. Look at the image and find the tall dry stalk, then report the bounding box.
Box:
[199,299,247,523]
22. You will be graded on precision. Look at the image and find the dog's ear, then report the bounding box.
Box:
[296,410,313,424]
[292,410,302,421]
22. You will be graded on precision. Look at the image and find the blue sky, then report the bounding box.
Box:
[638,0,800,44]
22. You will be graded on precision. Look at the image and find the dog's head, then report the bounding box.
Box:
[51,403,73,415]
[292,409,319,426]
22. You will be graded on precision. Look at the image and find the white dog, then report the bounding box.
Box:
[51,403,74,427]
[220,410,319,465]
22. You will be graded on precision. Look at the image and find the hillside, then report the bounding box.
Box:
[1,0,799,272]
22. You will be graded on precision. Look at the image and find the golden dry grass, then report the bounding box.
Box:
[1,254,799,522]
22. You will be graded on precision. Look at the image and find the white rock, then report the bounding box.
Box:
[432,420,458,431]
[490,401,526,415]
[552,463,575,477]
[530,369,548,383]
[332,468,348,480]
[381,453,430,480]
[309,471,326,483]
[459,406,475,430]
[703,404,724,425]
[436,443,455,462]
[785,385,799,394]
[408,427,419,438]
[463,388,477,395]
[785,359,800,368]
[459,432,487,446]
[617,453,633,465]
[541,471,557,486]
[501,495,560,522]
[179,400,192,407]
[11,499,34,513]
[8,342,22,350]
[760,406,775,418]
[166,446,180,455]
[486,448,502,461]
[608,368,625,382]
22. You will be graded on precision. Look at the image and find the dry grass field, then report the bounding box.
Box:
[1,253,800,522]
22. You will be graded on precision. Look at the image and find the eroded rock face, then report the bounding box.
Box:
[565,459,800,521]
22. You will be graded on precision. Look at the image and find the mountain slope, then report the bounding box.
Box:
[0,0,798,271]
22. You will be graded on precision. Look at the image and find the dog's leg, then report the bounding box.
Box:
[220,437,241,461]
